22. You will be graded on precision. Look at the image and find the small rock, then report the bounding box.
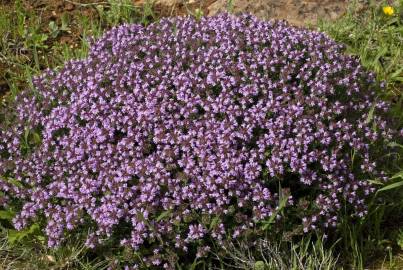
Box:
[49,10,57,20]
[64,3,75,11]
[330,11,339,20]
[60,36,73,45]
[44,255,56,263]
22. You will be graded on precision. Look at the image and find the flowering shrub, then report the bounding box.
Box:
[0,14,398,268]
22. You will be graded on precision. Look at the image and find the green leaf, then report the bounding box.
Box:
[389,67,403,81]
[7,230,22,245]
[391,171,403,180]
[8,223,40,245]
[386,17,398,26]
[397,231,403,250]
[262,185,289,230]
[387,142,403,149]
[0,210,15,221]
[365,104,376,124]
[156,210,171,222]
[31,131,41,145]
[3,177,23,188]
[278,187,289,209]
[29,131,41,145]
[374,46,387,64]
[60,14,70,32]
[48,21,58,31]
[368,179,384,185]
[37,33,48,44]
[48,21,59,38]
[378,181,403,192]
[262,213,277,230]
[254,261,266,270]
[23,127,29,145]
[209,216,220,230]
[27,223,39,234]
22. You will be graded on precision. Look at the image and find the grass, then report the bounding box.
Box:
[319,1,403,269]
[0,0,402,269]
[319,0,403,99]
[0,0,156,104]
[0,236,108,270]
[215,236,340,270]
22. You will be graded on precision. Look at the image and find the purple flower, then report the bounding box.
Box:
[0,13,399,267]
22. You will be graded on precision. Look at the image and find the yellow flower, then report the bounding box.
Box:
[383,6,395,16]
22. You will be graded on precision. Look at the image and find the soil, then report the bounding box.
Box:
[207,0,349,26]
[144,0,355,27]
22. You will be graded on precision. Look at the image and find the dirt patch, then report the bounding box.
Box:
[144,0,355,26]
[207,0,349,26]
[148,0,217,17]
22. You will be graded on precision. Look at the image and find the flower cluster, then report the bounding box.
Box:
[0,14,398,268]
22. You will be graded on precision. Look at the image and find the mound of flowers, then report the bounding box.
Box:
[0,14,398,268]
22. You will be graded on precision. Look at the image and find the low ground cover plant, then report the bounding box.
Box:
[0,12,401,269]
